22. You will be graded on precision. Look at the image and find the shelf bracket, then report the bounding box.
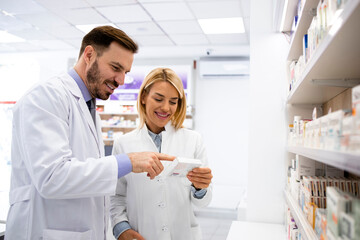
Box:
[311,78,360,88]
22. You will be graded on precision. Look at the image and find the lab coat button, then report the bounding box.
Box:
[162,226,168,232]
[158,202,166,208]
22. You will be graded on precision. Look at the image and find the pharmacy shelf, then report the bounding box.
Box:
[280,0,299,33]
[284,190,317,240]
[287,0,319,61]
[287,146,360,175]
[287,0,360,105]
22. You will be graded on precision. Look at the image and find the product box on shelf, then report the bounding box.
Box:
[341,115,355,152]
[307,16,317,62]
[325,165,344,177]
[314,207,328,240]
[289,60,297,91]
[295,155,316,181]
[307,201,317,229]
[352,85,360,134]
[303,34,308,62]
[326,110,345,151]
[339,212,355,240]
[313,118,322,149]
[326,187,353,237]
[353,199,360,239]
[320,114,329,149]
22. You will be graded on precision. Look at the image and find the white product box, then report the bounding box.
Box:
[295,155,316,181]
[326,110,345,151]
[160,157,202,177]
[320,115,329,149]
[341,115,354,152]
[352,85,360,135]
[325,165,344,177]
[327,187,352,237]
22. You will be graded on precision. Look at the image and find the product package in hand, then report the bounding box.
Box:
[160,157,202,177]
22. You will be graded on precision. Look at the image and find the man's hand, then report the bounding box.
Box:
[187,167,213,189]
[127,152,175,179]
[118,229,144,240]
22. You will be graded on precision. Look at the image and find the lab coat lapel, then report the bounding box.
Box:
[140,122,175,153]
[161,122,174,154]
[61,73,100,147]
[140,125,160,152]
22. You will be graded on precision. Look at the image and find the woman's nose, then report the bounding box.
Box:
[161,101,170,111]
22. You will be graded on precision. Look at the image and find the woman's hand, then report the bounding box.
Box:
[118,229,145,240]
[187,167,213,189]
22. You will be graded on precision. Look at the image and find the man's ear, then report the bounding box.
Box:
[83,45,96,65]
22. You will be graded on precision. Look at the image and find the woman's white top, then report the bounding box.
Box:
[110,122,213,240]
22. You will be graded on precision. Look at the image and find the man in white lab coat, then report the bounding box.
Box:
[5,26,174,240]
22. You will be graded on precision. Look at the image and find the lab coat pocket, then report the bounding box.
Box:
[43,229,92,240]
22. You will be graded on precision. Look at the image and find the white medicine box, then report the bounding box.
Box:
[295,155,316,181]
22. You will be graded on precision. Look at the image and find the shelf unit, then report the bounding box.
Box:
[99,112,138,146]
[285,190,317,240]
[287,0,319,61]
[287,0,360,105]
[283,0,360,239]
[98,112,194,146]
[287,146,360,175]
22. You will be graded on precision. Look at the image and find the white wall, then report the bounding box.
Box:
[0,50,77,101]
[246,0,289,223]
[194,74,249,209]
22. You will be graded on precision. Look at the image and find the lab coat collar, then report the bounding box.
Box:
[141,121,175,135]
[61,72,100,148]
[140,121,175,152]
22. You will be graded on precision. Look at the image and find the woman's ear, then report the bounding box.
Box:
[141,91,147,105]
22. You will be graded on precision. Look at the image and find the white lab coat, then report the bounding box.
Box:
[5,73,118,240]
[110,123,213,240]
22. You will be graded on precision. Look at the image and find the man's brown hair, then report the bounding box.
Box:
[78,25,138,58]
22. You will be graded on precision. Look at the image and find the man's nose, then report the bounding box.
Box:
[114,72,125,86]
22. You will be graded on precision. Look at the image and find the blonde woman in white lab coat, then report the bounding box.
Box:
[110,68,213,240]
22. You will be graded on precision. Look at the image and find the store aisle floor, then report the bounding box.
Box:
[197,215,233,240]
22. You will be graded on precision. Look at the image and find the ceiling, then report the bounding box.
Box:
[0,0,250,58]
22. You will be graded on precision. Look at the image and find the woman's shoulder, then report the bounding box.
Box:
[114,128,142,142]
[176,127,202,139]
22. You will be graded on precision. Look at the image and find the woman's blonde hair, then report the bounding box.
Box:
[137,68,187,130]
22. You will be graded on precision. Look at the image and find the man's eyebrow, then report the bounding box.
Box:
[110,61,124,70]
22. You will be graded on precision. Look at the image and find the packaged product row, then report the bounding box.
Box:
[287,156,360,239]
[288,85,360,153]
[288,0,349,91]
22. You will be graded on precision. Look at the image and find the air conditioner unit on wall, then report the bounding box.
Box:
[199,56,250,79]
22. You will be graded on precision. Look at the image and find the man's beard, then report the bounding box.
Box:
[86,60,110,100]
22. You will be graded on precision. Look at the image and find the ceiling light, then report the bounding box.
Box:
[0,31,25,43]
[75,23,118,33]
[1,9,14,17]
[198,17,245,34]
